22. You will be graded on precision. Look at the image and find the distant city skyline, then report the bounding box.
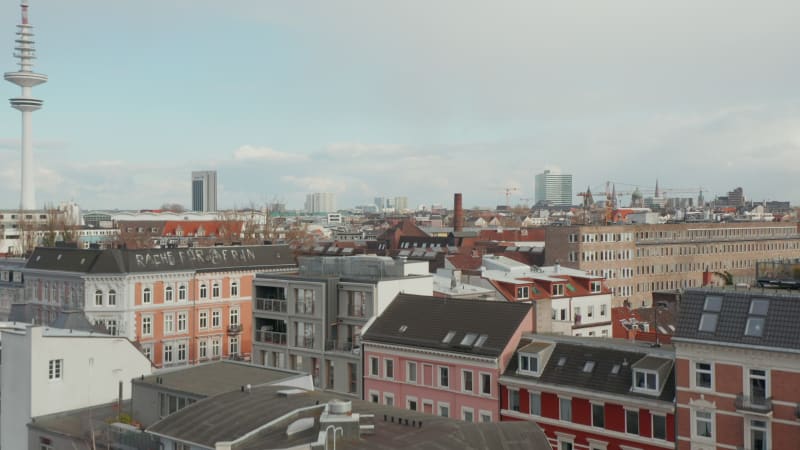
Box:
[2,1,800,210]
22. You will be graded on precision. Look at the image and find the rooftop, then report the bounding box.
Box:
[134,361,303,397]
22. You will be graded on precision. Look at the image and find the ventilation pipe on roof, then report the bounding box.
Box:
[554,260,560,273]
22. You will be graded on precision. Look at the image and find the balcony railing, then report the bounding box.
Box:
[254,330,287,346]
[227,324,242,334]
[295,336,315,349]
[735,394,773,414]
[325,340,361,354]
[255,297,287,313]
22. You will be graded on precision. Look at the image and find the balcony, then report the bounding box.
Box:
[325,340,361,355]
[254,330,287,346]
[735,394,773,415]
[255,297,287,313]
[227,324,242,335]
[295,336,315,349]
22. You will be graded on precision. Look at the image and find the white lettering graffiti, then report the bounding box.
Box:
[133,248,259,268]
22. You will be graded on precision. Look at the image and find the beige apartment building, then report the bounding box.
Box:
[545,222,800,306]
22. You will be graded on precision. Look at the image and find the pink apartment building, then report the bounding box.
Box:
[361,293,535,422]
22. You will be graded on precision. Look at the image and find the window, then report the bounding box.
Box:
[383,393,394,406]
[229,308,240,326]
[442,330,456,343]
[406,361,417,383]
[552,284,564,296]
[560,397,572,421]
[516,286,529,299]
[108,289,116,306]
[529,392,541,416]
[699,295,722,332]
[384,359,394,379]
[370,357,379,376]
[177,312,187,332]
[347,291,367,317]
[48,359,63,380]
[199,340,208,359]
[626,409,639,435]
[460,332,478,346]
[177,343,187,362]
[142,344,153,361]
[480,373,491,395]
[212,282,220,298]
[462,407,474,422]
[212,310,221,328]
[748,369,768,402]
[164,286,173,303]
[369,392,379,403]
[600,304,607,317]
[407,397,418,411]
[229,336,239,355]
[178,285,186,301]
[200,283,208,299]
[199,310,208,329]
[480,411,492,422]
[508,389,520,411]
[439,402,450,417]
[633,369,658,393]
[296,288,315,314]
[587,305,594,318]
[212,338,221,357]
[694,410,713,438]
[750,419,768,450]
[106,320,118,336]
[652,414,667,440]
[694,362,713,389]
[163,344,174,363]
[142,315,152,336]
[590,281,601,293]
[518,354,539,375]
[230,280,239,297]
[164,313,174,334]
[142,287,151,304]
[745,298,769,337]
[94,290,103,306]
[439,366,450,388]
[462,370,473,393]
[591,403,604,428]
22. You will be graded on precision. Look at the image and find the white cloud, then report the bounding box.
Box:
[233,145,308,162]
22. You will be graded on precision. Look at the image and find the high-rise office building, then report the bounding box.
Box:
[393,196,408,212]
[305,193,335,213]
[534,170,572,206]
[191,171,217,212]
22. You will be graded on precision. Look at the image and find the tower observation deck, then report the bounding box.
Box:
[4,0,47,210]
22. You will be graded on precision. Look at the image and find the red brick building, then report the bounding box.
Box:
[500,334,676,450]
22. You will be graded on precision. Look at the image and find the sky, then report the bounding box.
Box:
[1,0,800,211]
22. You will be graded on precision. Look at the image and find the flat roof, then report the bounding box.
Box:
[134,361,301,397]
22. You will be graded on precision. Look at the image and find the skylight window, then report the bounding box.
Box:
[698,295,723,333]
[611,364,621,375]
[474,334,489,347]
[398,325,408,333]
[460,332,478,346]
[557,356,567,367]
[582,361,595,373]
[442,331,456,344]
[749,299,769,316]
[745,298,769,337]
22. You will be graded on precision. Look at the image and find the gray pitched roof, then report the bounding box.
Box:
[362,293,532,358]
[147,385,551,450]
[674,288,800,351]
[504,338,675,403]
[25,245,295,274]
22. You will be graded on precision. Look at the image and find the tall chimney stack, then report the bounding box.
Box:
[454,193,464,233]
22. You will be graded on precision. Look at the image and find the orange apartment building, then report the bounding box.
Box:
[21,245,296,367]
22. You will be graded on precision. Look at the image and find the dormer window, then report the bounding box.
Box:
[633,369,659,394]
[518,353,539,375]
[552,284,564,297]
[590,281,601,293]
[516,286,529,299]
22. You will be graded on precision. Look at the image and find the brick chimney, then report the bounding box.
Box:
[454,193,464,233]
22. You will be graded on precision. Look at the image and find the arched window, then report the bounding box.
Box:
[212,282,220,298]
[95,290,103,306]
[143,287,152,304]
[165,286,174,302]
[200,283,208,299]
[108,289,117,306]
[178,284,187,301]
[231,281,239,297]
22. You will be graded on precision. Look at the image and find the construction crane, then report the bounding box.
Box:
[504,187,518,207]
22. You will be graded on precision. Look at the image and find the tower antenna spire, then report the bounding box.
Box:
[5,0,48,210]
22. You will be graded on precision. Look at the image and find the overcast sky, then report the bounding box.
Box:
[1,0,799,210]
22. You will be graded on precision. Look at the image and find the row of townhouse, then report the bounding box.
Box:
[359,287,800,450]
[20,245,296,367]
